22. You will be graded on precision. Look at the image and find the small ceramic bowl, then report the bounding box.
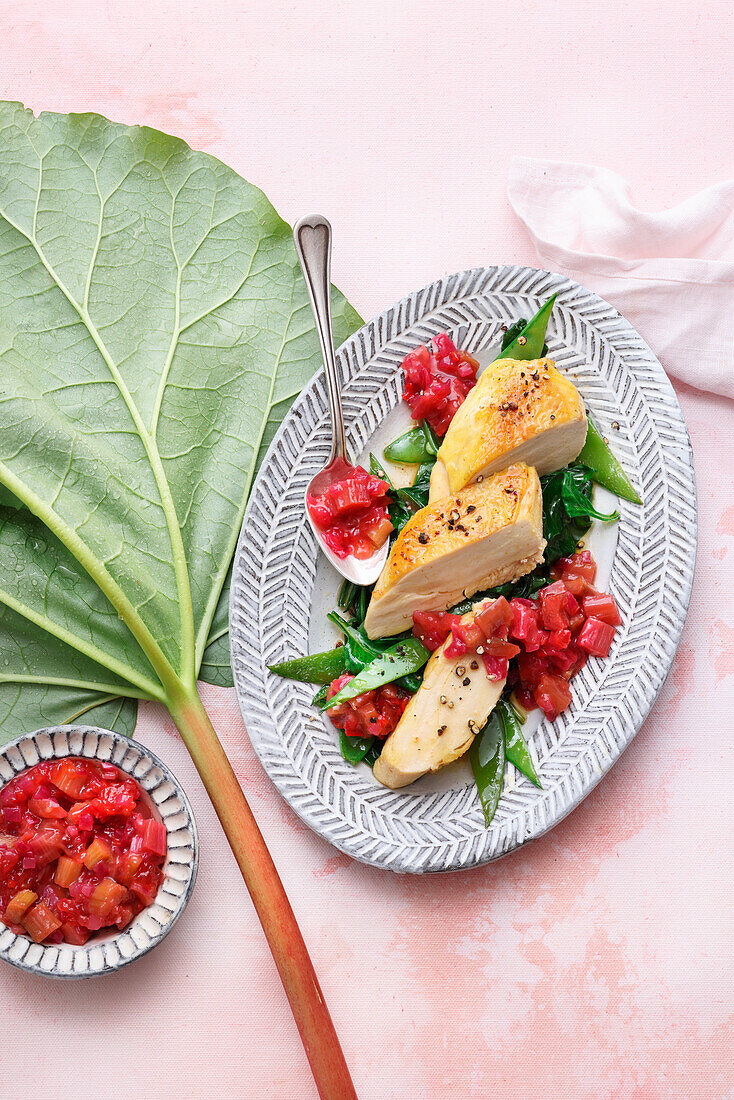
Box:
[0,725,198,978]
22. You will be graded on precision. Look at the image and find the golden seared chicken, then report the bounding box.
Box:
[373,603,506,789]
[428,357,587,501]
[363,463,544,639]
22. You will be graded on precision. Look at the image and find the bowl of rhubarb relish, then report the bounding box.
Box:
[0,726,197,978]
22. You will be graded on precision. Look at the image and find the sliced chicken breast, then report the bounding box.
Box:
[373,603,507,788]
[434,357,587,498]
[364,463,544,639]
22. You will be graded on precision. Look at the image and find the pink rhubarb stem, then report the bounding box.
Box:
[170,687,357,1100]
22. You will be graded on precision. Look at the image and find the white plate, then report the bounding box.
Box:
[230,266,697,873]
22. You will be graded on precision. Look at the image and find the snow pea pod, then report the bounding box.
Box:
[495,294,556,363]
[312,683,329,708]
[501,317,527,351]
[398,671,424,694]
[339,731,375,765]
[469,709,505,827]
[499,699,541,787]
[384,427,434,464]
[578,419,642,505]
[268,646,352,684]
[322,636,430,709]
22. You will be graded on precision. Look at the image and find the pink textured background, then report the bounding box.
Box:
[1,3,732,1097]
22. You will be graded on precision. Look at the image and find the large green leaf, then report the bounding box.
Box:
[0,104,361,740]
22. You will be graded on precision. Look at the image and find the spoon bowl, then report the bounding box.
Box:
[294,215,390,587]
[305,457,390,586]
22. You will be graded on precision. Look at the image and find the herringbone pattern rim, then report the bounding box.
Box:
[230,266,697,874]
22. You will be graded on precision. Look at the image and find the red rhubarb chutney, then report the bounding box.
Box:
[401,333,479,436]
[412,552,620,723]
[0,758,166,945]
[325,673,410,739]
[307,463,393,560]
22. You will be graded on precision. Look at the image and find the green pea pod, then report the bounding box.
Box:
[321,636,430,709]
[499,699,541,788]
[338,731,375,765]
[312,683,329,708]
[384,427,434,465]
[369,452,394,486]
[501,317,527,351]
[398,671,424,694]
[268,646,352,684]
[578,419,642,505]
[494,294,556,363]
[469,709,506,827]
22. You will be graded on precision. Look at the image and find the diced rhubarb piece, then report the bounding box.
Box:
[22,901,62,943]
[1,805,21,827]
[412,610,461,652]
[5,889,38,924]
[474,596,514,637]
[49,759,89,799]
[68,802,95,831]
[552,550,597,595]
[481,654,509,681]
[516,652,550,687]
[509,600,547,653]
[28,796,67,820]
[60,921,90,946]
[546,645,577,673]
[89,781,138,820]
[138,818,167,858]
[83,836,113,870]
[114,904,136,930]
[539,582,570,631]
[128,860,162,907]
[548,628,572,650]
[535,672,573,721]
[445,619,483,657]
[577,617,616,657]
[116,851,143,886]
[54,856,83,889]
[27,824,66,866]
[514,685,537,712]
[88,877,129,919]
[582,592,622,626]
[568,610,585,634]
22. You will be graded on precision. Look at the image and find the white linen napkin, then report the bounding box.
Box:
[508,158,734,399]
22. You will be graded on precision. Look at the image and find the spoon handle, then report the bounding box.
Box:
[293,214,347,463]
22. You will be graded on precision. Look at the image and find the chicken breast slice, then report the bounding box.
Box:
[364,463,544,639]
[373,603,507,789]
[434,356,587,497]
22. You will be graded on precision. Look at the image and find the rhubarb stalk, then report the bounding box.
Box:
[169,687,357,1100]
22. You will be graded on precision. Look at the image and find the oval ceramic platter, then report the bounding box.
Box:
[230,266,696,874]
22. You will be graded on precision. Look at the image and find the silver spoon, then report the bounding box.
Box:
[293,214,389,586]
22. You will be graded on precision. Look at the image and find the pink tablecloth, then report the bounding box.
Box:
[2,3,732,1097]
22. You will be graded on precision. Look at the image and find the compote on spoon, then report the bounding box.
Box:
[294,215,391,586]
